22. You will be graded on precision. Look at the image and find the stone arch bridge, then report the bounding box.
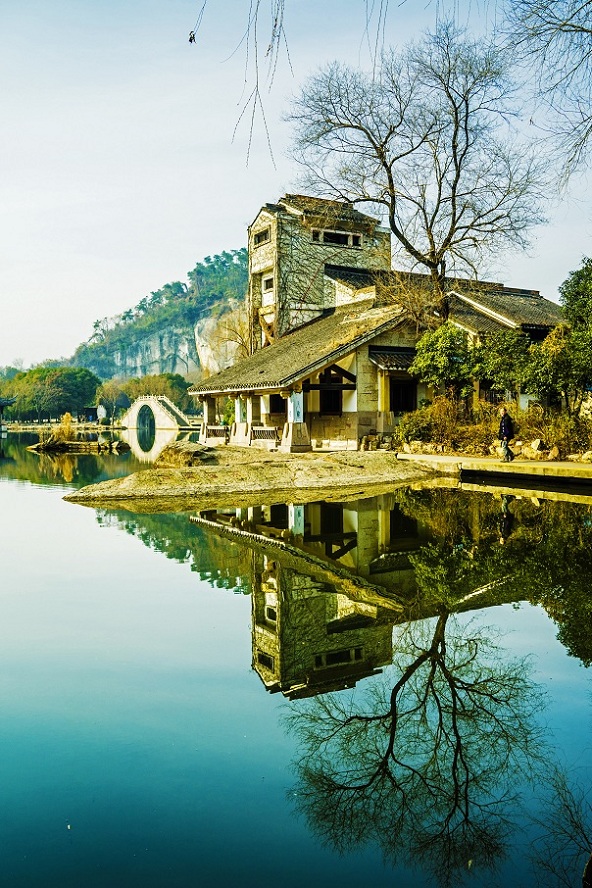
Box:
[120,396,199,431]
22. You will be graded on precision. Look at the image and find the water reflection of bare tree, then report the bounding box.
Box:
[285,548,547,886]
[531,768,592,888]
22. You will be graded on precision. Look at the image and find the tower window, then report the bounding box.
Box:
[323,230,349,246]
[257,651,274,670]
[310,229,363,248]
[254,227,271,246]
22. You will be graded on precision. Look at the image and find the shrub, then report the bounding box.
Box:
[396,398,592,454]
[398,396,459,444]
[398,407,433,443]
[516,408,592,454]
[55,413,76,442]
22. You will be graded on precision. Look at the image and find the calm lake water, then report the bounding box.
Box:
[0,432,591,888]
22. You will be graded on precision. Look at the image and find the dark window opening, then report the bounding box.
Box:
[270,503,289,528]
[325,649,353,666]
[269,394,286,415]
[257,651,274,669]
[265,606,277,622]
[254,228,270,246]
[390,507,419,541]
[320,503,344,536]
[479,384,504,404]
[319,369,343,415]
[314,647,363,668]
[311,229,363,247]
[320,388,342,414]
[323,230,349,246]
[524,327,549,343]
[390,379,416,414]
[262,276,274,292]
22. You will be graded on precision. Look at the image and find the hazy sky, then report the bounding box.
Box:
[1,0,591,368]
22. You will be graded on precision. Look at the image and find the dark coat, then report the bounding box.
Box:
[498,413,514,441]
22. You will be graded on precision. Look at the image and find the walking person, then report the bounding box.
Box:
[498,406,515,462]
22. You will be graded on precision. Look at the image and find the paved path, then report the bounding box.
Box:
[396,451,592,481]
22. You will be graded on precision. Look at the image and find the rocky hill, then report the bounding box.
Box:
[71,249,247,380]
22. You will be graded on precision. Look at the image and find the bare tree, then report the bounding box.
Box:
[188,2,481,158]
[505,0,592,175]
[210,304,251,360]
[530,767,592,887]
[289,23,547,318]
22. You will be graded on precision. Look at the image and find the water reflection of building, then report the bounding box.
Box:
[242,497,429,591]
[251,553,397,699]
[193,496,431,698]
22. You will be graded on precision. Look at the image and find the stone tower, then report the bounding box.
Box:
[247,194,391,352]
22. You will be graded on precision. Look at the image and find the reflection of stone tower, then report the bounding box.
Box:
[251,554,396,699]
[247,194,391,350]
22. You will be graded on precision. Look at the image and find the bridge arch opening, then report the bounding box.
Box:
[137,404,156,453]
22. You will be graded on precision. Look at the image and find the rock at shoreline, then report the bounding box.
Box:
[154,441,217,467]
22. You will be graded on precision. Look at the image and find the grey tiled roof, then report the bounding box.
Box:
[190,300,405,395]
[368,347,416,370]
[324,265,380,288]
[455,287,562,328]
[324,268,562,331]
[277,194,380,227]
[448,295,509,334]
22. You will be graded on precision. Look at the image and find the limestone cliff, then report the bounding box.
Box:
[74,314,239,380]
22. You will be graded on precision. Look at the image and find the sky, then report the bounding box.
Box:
[1,0,591,369]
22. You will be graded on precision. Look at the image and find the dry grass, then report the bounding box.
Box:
[395,399,592,456]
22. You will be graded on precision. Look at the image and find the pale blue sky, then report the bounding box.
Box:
[1,0,590,368]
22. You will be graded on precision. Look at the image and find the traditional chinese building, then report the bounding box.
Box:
[190,194,562,451]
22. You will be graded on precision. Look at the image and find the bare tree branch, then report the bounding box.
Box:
[288,23,547,319]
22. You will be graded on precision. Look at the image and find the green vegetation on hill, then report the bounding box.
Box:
[71,249,248,379]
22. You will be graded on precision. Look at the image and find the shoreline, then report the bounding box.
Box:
[63,450,445,512]
[63,444,592,513]
[62,442,592,513]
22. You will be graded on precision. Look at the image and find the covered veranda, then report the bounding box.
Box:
[189,300,408,452]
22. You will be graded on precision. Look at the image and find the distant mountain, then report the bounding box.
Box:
[71,249,248,380]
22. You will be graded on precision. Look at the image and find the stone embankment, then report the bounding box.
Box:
[402,436,592,463]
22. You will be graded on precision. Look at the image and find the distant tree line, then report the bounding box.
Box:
[0,367,194,423]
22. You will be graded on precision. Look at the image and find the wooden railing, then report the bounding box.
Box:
[251,426,280,442]
[203,424,230,442]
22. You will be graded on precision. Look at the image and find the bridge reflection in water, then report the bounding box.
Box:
[120,407,202,462]
[119,396,201,462]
